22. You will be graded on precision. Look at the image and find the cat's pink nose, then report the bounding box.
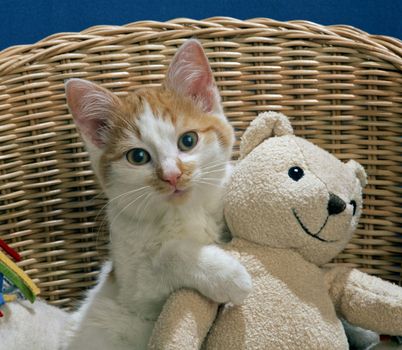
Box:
[161,171,182,187]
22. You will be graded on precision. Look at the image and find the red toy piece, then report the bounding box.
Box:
[0,239,21,262]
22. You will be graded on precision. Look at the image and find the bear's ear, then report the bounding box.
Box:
[346,160,368,187]
[239,112,294,159]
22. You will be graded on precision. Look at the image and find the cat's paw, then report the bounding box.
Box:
[198,250,252,305]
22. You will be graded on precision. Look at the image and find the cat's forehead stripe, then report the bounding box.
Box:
[117,87,231,146]
[98,87,232,184]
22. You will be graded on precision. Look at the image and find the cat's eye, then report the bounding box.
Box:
[178,131,198,152]
[126,148,151,165]
[288,166,304,181]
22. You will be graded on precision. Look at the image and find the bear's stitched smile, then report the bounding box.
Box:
[292,209,337,243]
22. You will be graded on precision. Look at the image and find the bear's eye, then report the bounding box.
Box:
[288,166,304,181]
[350,200,357,215]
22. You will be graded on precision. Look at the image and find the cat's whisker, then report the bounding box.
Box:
[201,159,227,168]
[201,168,227,176]
[199,176,222,182]
[195,183,224,189]
[90,190,107,202]
[201,161,232,171]
[109,191,151,228]
[125,192,154,229]
[95,188,152,247]
[91,190,109,246]
[95,216,111,249]
[98,185,151,211]
[193,180,224,189]
[203,158,235,167]
[137,192,154,223]
[134,192,151,216]
[112,185,152,203]
[94,186,151,230]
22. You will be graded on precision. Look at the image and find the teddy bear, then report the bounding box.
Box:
[148,112,402,350]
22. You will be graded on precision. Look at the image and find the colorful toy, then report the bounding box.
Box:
[0,239,40,317]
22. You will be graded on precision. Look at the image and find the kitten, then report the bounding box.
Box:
[64,39,252,350]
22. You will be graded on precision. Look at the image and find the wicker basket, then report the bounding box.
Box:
[0,17,401,309]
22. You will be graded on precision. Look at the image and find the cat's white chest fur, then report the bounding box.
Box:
[66,190,252,350]
[110,204,221,319]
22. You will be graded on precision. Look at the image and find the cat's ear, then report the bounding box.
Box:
[164,39,222,114]
[65,79,121,148]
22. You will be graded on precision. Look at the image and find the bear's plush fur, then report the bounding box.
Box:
[149,112,402,350]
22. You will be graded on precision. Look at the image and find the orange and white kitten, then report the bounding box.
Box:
[64,40,252,350]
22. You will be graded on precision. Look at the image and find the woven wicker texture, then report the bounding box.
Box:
[0,17,401,309]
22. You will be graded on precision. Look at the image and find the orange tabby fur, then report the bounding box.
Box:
[98,87,233,196]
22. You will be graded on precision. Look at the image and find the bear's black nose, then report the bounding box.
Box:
[327,193,346,215]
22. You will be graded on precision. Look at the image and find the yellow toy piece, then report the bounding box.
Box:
[4,294,17,302]
[0,250,40,303]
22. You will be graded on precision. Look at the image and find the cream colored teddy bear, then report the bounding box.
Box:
[149,112,402,350]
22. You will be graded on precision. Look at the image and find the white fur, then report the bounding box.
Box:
[65,100,251,349]
[0,299,69,350]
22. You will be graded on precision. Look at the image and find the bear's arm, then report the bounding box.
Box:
[323,266,402,335]
[148,289,218,350]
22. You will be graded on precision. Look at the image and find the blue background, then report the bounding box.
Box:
[1,0,401,51]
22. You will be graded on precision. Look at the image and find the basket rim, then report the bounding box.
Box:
[1,16,401,75]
